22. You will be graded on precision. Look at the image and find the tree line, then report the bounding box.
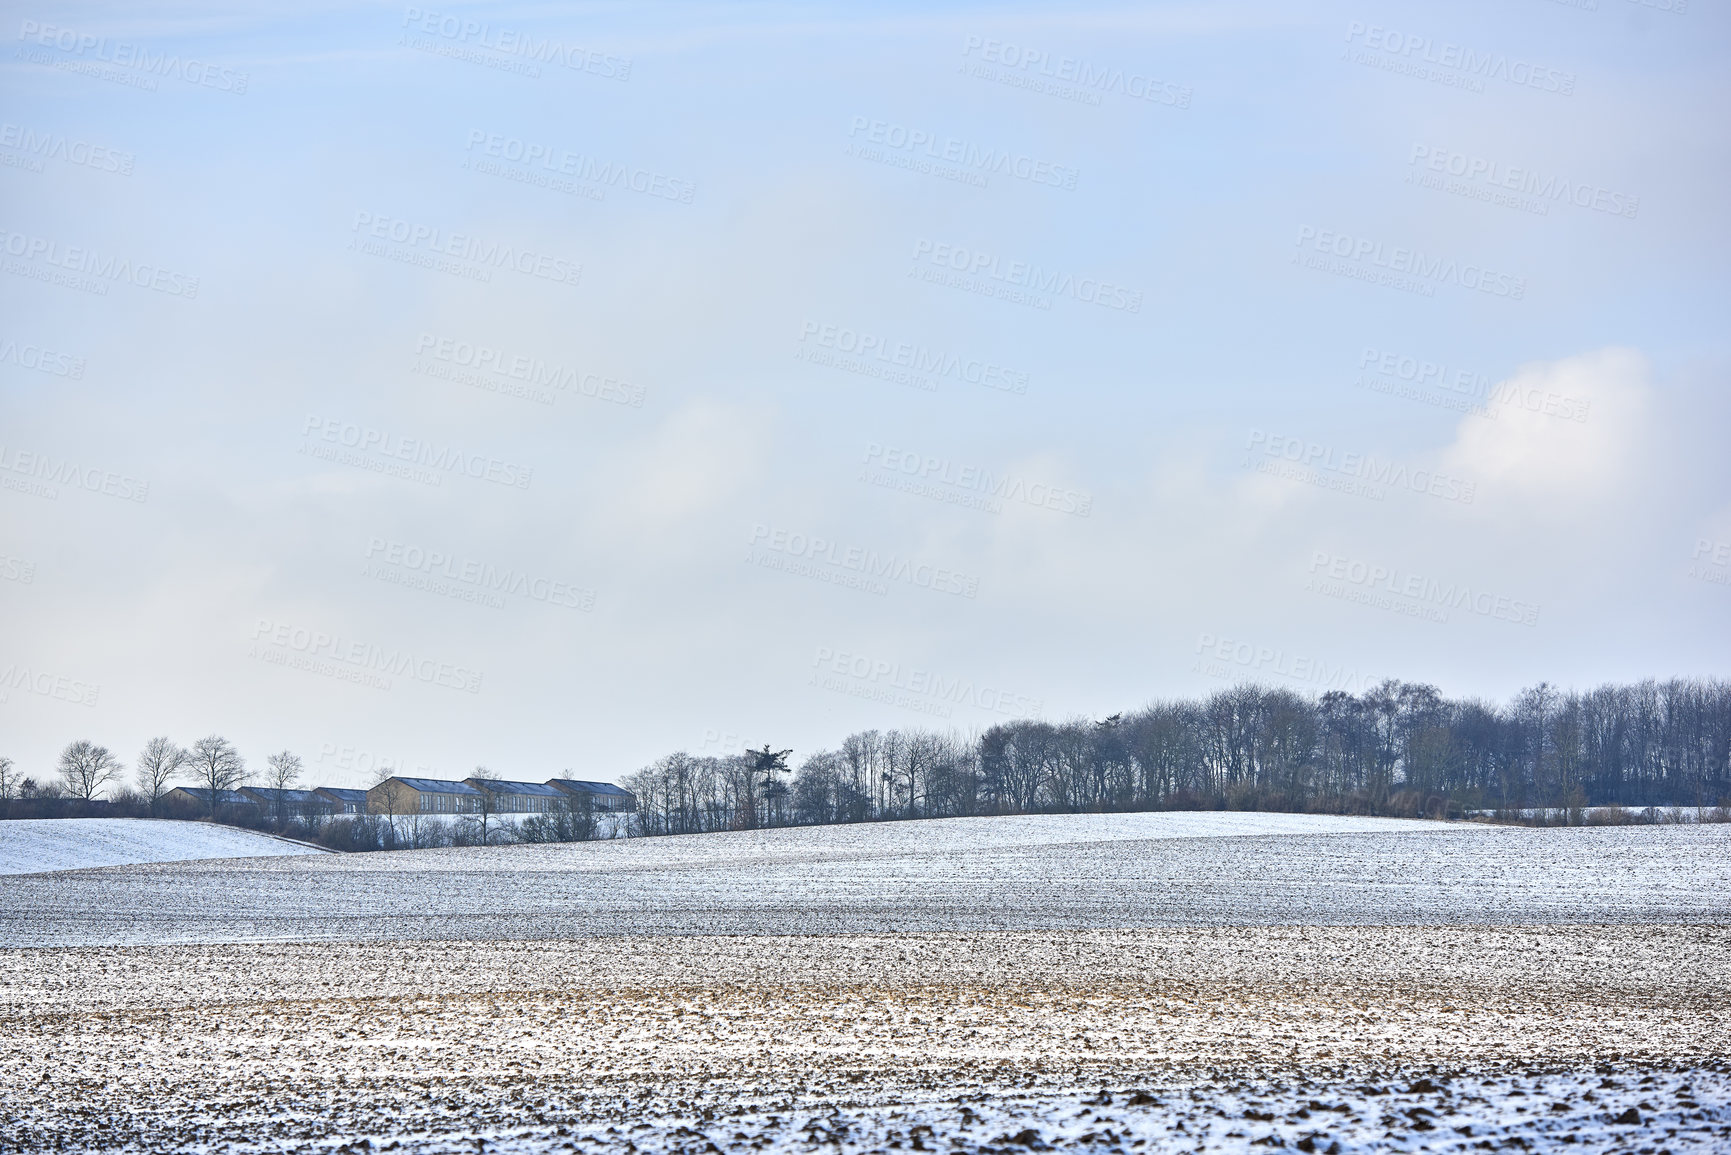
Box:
[0,735,603,851]
[0,735,295,819]
[8,676,1727,845]
[622,677,1731,834]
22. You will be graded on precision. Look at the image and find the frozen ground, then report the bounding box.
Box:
[0,817,326,875]
[374,811,1460,869]
[377,810,633,839]
[335,1071,1729,1154]
[495,1069,1726,1154]
[0,814,1724,946]
[1,816,1726,1153]
[1,927,1725,1153]
[1466,805,1727,823]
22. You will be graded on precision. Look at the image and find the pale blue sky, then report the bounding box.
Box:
[3,0,1727,784]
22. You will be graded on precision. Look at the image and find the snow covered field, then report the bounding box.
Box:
[0,817,326,875]
[382,809,1466,871]
[1467,805,1728,823]
[1,926,1725,1152]
[576,1071,1730,1155]
[1,814,1726,1153]
[538,1070,1724,1155]
[375,810,633,840]
[0,813,1724,947]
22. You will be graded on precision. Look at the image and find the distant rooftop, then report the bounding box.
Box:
[241,787,323,802]
[468,779,565,798]
[171,787,255,803]
[550,779,633,797]
[381,776,485,797]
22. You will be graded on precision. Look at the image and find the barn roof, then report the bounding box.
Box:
[240,787,323,803]
[382,776,484,797]
[314,787,369,802]
[549,778,634,798]
[170,787,256,804]
[467,778,565,798]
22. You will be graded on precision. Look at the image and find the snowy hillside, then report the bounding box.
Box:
[5,811,1727,947]
[0,819,328,876]
[361,809,1462,873]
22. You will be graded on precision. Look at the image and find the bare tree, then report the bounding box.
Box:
[368,766,410,848]
[58,741,123,801]
[743,745,792,828]
[0,755,15,819]
[520,793,597,844]
[613,676,1731,838]
[469,766,502,845]
[135,738,188,817]
[264,749,304,831]
[564,791,597,841]
[187,735,246,819]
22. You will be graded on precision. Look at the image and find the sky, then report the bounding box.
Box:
[2,0,1728,789]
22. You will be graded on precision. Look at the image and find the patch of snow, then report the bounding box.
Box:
[1467,805,1723,823]
[1,924,1724,1152]
[0,818,328,876]
[0,907,1725,1153]
[1,816,1726,947]
[516,1068,1731,1155]
[350,810,1482,874]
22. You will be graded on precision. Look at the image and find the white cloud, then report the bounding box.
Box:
[600,398,775,529]
[1441,347,1654,509]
